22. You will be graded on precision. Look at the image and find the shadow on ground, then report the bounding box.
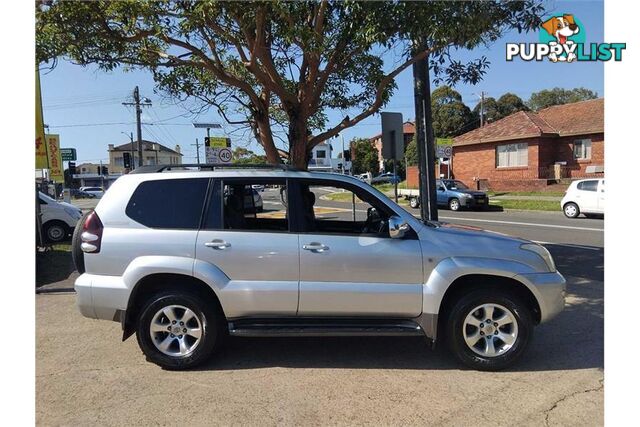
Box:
[192,244,603,373]
[36,245,75,288]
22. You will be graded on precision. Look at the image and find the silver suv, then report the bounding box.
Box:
[73,165,565,371]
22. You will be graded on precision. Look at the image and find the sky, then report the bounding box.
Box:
[40,0,604,165]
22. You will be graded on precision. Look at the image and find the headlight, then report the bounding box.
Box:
[520,243,556,272]
[461,193,473,198]
[64,206,82,220]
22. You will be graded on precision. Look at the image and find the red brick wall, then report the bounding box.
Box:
[405,165,448,189]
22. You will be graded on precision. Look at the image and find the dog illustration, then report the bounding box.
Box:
[541,14,580,62]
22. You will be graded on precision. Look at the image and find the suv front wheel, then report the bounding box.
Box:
[446,289,533,371]
[136,291,221,370]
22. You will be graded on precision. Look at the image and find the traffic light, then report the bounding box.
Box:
[343,150,351,162]
[68,162,76,175]
[123,152,131,169]
[101,166,109,175]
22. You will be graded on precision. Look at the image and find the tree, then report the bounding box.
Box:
[405,136,418,166]
[350,138,379,175]
[37,1,545,169]
[232,147,267,164]
[528,87,598,111]
[431,86,474,137]
[496,93,528,117]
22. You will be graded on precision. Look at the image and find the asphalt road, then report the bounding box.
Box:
[38,189,603,425]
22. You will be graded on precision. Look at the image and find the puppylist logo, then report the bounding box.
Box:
[506,13,625,62]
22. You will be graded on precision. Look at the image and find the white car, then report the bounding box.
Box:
[38,192,83,242]
[80,186,105,198]
[561,178,605,218]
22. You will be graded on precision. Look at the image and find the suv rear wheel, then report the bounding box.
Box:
[446,289,533,371]
[136,290,221,370]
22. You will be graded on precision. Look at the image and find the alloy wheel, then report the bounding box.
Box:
[462,303,518,357]
[150,305,203,357]
[564,204,578,217]
[47,225,65,242]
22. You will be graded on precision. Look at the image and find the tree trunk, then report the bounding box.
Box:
[287,110,310,170]
[253,111,281,165]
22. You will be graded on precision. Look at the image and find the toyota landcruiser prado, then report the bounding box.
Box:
[73,165,565,371]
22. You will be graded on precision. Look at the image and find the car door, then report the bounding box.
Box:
[597,179,605,213]
[435,180,447,205]
[576,180,599,213]
[195,178,299,318]
[294,178,424,317]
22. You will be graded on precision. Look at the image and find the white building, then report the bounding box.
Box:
[308,141,352,173]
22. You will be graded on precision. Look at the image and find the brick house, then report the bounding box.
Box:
[452,98,604,191]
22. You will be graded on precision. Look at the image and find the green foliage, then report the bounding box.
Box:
[350,138,379,175]
[405,136,418,166]
[431,86,474,137]
[232,147,267,164]
[527,87,598,111]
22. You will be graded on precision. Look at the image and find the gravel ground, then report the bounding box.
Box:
[36,273,603,426]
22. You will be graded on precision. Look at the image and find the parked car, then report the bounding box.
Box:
[61,188,96,199]
[73,167,565,371]
[79,186,105,198]
[355,172,373,184]
[561,178,605,218]
[38,191,83,243]
[370,172,401,185]
[400,180,489,211]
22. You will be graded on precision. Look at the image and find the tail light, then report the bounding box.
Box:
[81,211,103,253]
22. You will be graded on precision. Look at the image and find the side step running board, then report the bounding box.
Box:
[228,319,423,337]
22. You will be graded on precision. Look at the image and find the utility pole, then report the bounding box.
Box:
[123,86,151,167]
[476,91,487,127]
[191,138,201,164]
[412,39,438,221]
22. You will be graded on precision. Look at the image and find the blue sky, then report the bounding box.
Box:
[40,0,603,164]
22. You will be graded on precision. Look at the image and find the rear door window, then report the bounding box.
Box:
[126,178,209,229]
[577,180,598,192]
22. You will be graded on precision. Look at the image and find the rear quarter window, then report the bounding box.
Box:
[126,178,209,229]
[577,180,598,192]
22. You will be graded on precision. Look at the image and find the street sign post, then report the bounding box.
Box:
[204,137,232,163]
[60,148,77,161]
[381,112,404,202]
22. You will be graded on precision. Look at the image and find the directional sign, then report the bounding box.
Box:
[60,148,77,161]
[204,137,230,148]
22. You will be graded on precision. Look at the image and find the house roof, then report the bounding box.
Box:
[454,98,604,146]
[370,121,416,141]
[110,140,182,155]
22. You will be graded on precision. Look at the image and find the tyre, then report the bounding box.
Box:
[71,210,92,274]
[409,197,420,209]
[449,198,461,211]
[445,289,533,371]
[136,290,222,370]
[43,221,69,243]
[563,202,579,218]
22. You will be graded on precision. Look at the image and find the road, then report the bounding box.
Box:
[38,190,602,425]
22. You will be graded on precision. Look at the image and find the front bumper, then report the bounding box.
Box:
[514,271,566,323]
[460,196,489,208]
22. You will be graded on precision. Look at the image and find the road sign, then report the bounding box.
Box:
[218,148,232,163]
[60,148,77,161]
[204,137,230,148]
[381,112,404,160]
[436,138,454,158]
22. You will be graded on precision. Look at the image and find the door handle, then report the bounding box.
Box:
[302,242,329,252]
[204,239,231,249]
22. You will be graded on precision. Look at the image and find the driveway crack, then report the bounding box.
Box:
[543,378,604,426]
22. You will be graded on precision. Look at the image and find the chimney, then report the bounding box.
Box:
[108,144,114,151]
[174,144,181,153]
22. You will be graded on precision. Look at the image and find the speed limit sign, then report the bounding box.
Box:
[218,147,232,163]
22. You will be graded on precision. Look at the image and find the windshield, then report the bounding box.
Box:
[443,180,469,190]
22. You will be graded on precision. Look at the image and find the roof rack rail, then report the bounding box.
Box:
[129,163,298,174]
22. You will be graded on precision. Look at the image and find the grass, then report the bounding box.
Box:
[487,190,566,197]
[489,199,560,211]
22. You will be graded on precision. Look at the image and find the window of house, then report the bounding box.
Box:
[297,181,394,237]
[577,180,598,192]
[316,150,326,158]
[209,179,289,232]
[114,157,124,167]
[125,178,209,229]
[496,143,528,167]
[573,139,592,160]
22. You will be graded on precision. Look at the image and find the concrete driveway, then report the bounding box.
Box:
[36,242,603,426]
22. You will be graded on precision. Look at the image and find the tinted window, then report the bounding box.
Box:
[577,180,598,192]
[204,179,288,232]
[126,178,208,229]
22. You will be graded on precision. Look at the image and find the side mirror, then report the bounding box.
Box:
[389,215,410,239]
